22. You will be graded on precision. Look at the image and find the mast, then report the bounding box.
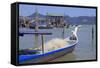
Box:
[62,13,66,39]
[34,6,39,49]
[35,6,39,32]
[34,6,45,54]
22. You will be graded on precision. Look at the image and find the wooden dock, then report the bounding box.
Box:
[19,32,52,36]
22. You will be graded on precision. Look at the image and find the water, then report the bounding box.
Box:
[19,25,96,61]
[52,25,96,62]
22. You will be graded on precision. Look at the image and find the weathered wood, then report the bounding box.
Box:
[34,34,38,48]
[19,32,52,35]
[41,35,44,54]
[29,26,53,29]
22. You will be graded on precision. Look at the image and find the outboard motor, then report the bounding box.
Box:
[70,26,79,40]
[70,34,77,40]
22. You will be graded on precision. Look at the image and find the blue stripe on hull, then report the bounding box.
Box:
[19,44,76,64]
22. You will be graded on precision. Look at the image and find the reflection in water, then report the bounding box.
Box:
[51,53,76,62]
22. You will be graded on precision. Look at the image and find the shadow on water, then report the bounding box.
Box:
[50,52,76,62]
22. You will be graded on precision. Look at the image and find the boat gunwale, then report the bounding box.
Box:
[19,38,78,63]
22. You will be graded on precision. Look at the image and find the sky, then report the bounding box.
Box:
[19,4,96,17]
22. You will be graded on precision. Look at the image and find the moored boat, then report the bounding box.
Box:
[19,26,79,64]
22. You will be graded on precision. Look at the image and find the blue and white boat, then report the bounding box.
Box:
[19,26,79,64]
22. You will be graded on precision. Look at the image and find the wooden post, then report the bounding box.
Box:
[41,35,44,54]
[92,25,94,47]
[23,17,26,27]
[92,25,94,40]
[62,27,64,39]
[34,34,38,48]
[62,26,66,39]
[34,6,39,48]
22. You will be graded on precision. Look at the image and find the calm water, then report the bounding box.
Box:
[19,25,96,61]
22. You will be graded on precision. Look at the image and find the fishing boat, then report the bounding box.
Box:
[19,26,79,64]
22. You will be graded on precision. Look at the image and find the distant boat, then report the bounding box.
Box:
[19,26,79,64]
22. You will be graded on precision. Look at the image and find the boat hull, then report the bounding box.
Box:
[19,44,76,64]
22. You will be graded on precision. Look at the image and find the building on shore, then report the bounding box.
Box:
[19,7,68,28]
[46,13,67,27]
